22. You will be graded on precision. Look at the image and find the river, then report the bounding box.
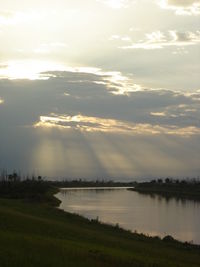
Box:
[56,188,200,244]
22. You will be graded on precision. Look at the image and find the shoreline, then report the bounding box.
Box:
[55,187,200,247]
[59,186,133,190]
[131,186,200,202]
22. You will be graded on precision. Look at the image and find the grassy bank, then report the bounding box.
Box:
[0,183,199,266]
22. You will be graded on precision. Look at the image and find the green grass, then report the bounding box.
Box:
[0,195,200,267]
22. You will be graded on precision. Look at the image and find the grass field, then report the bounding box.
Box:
[0,192,200,267]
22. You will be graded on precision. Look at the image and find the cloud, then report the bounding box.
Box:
[150,112,166,117]
[119,30,200,49]
[1,68,200,129]
[0,97,4,104]
[41,69,142,95]
[27,70,200,132]
[159,0,200,15]
[110,35,132,42]
[1,68,200,178]
[0,60,66,80]
[34,113,200,137]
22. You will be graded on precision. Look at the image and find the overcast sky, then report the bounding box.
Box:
[0,0,200,180]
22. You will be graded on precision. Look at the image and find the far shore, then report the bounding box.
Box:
[131,179,200,201]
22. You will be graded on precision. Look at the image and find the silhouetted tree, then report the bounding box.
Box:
[165,178,170,184]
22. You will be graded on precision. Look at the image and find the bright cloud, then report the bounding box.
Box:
[34,113,200,137]
[119,30,200,49]
[159,0,200,15]
[0,60,66,80]
[150,112,166,117]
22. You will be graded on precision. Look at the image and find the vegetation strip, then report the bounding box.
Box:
[132,178,200,201]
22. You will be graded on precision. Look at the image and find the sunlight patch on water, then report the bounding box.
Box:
[68,205,127,212]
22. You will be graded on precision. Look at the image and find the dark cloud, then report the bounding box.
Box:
[1,70,200,128]
[0,71,200,178]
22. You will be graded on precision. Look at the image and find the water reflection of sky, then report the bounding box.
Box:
[57,188,200,244]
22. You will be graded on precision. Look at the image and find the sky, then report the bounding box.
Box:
[0,0,200,180]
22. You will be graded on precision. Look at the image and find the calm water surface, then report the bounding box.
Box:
[56,188,200,244]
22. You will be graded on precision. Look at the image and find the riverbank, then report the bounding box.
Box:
[131,180,200,201]
[0,182,200,266]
